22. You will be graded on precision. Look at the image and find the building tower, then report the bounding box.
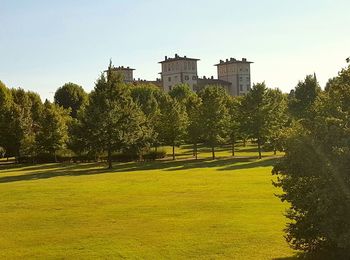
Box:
[109,66,135,83]
[159,54,199,92]
[215,58,253,96]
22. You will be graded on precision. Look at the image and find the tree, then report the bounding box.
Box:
[169,83,194,104]
[36,101,71,161]
[273,66,350,258]
[130,84,161,149]
[0,81,13,157]
[288,74,321,120]
[83,62,152,168]
[265,89,289,155]
[199,85,229,159]
[10,88,37,161]
[54,83,88,118]
[186,94,203,159]
[239,82,275,159]
[157,94,188,160]
[227,96,241,156]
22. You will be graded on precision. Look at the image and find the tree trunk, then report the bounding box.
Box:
[211,145,215,160]
[155,145,158,153]
[172,144,175,160]
[274,148,277,155]
[257,138,262,159]
[232,139,235,157]
[108,146,112,169]
[243,138,246,147]
[195,142,198,160]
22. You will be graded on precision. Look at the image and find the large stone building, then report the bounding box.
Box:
[159,54,199,92]
[111,54,253,96]
[110,66,135,83]
[215,58,253,96]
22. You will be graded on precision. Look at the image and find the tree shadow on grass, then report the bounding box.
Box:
[0,156,280,184]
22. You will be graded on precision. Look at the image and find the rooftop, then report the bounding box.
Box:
[215,58,253,66]
[111,66,135,71]
[159,54,200,63]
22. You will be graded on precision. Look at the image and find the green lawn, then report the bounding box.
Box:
[0,145,295,259]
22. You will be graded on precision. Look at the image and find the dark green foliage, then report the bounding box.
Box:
[54,82,88,118]
[273,66,350,258]
[198,85,230,159]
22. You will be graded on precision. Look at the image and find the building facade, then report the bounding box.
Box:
[159,54,199,92]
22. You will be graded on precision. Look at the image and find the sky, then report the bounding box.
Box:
[0,0,349,101]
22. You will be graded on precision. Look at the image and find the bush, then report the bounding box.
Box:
[143,150,167,160]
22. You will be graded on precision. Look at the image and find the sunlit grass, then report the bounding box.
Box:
[0,145,294,259]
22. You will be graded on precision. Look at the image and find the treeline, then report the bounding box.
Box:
[0,62,321,169]
[0,63,290,167]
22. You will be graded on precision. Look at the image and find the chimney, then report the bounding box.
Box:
[175,53,178,58]
[242,58,247,62]
[211,76,214,79]
[165,56,167,60]
[220,60,224,63]
[184,55,187,58]
[226,59,228,62]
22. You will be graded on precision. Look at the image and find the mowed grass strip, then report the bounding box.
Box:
[0,145,295,259]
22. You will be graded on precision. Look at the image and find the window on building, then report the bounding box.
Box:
[168,64,170,71]
[185,75,189,80]
[192,75,197,80]
[240,84,243,91]
[239,77,242,80]
[168,77,171,82]
[184,62,187,70]
[246,77,249,80]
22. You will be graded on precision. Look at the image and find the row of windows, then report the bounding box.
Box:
[219,67,249,74]
[164,61,196,72]
[239,84,251,91]
[239,76,250,81]
[168,75,197,82]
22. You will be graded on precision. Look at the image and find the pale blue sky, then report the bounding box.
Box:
[1,0,349,100]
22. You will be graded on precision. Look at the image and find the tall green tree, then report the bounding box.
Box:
[83,63,152,168]
[0,81,13,157]
[54,82,88,118]
[227,96,241,156]
[131,84,161,149]
[186,94,203,159]
[273,66,350,258]
[265,89,289,155]
[157,94,188,160]
[199,85,229,159]
[36,101,71,161]
[10,88,37,161]
[288,75,321,120]
[239,82,275,159]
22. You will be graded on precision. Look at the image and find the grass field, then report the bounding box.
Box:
[0,144,296,259]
